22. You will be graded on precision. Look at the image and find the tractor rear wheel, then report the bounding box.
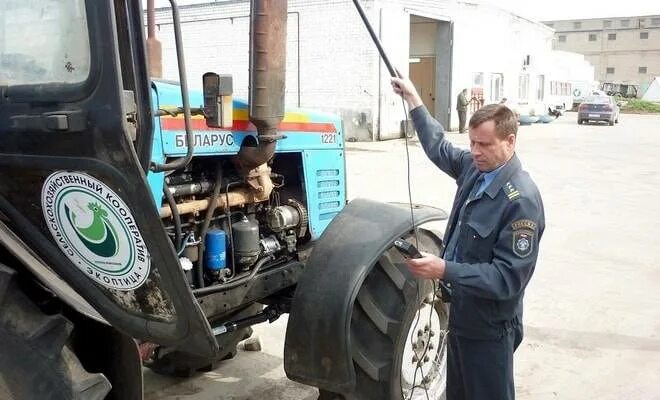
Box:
[0,264,111,400]
[320,228,449,400]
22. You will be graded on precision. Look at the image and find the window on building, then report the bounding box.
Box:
[606,67,615,74]
[490,73,504,102]
[639,67,648,74]
[536,75,545,101]
[573,21,582,29]
[558,35,567,42]
[608,33,616,41]
[652,18,660,26]
[589,34,597,41]
[603,20,612,28]
[621,19,630,28]
[518,74,529,102]
[473,72,484,87]
[640,32,649,39]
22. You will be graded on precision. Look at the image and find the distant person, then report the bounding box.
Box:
[457,89,469,133]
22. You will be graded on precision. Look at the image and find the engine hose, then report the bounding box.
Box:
[162,183,182,252]
[149,0,194,173]
[197,164,224,289]
[177,231,194,256]
[193,255,274,297]
[224,182,238,279]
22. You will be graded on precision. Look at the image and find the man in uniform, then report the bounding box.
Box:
[391,74,545,400]
[457,88,470,133]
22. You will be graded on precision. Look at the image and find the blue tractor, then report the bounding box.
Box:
[0,0,448,399]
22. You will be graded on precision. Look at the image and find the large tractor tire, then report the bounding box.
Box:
[0,264,111,400]
[322,229,449,400]
[146,303,262,377]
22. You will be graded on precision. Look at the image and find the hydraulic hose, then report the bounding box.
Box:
[162,183,182,252]
[196,164,224,288]
[150,0,194,173]
[192,255,274,297]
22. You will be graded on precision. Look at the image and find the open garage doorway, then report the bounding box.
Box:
[409,15,452,128]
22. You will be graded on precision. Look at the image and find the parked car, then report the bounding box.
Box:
[577,96,620,126]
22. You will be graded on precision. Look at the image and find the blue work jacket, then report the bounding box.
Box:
[411,105,545,339]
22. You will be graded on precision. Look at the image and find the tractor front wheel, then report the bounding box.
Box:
[320,229,449,400]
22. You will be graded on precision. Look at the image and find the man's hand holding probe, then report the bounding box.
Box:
[390,73,424,111]
[404,252,447,280]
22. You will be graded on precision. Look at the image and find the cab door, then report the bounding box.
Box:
[0,0,216,357]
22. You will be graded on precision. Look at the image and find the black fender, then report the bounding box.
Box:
[283,198,448,393]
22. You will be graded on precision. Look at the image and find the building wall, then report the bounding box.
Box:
[363,1,560,130]
[450,3,558,117]
[543,16,660,85]
[152,0,383,141]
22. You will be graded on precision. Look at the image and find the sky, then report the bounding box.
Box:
[151,0,659,22]
[481,0,660,22]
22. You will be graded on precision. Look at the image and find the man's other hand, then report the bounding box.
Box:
[405,252,446,279]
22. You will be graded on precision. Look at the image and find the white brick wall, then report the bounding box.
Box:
[152,0,382,140]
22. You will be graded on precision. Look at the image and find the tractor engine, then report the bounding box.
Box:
[148,0,323,289]
[157,156,310,287]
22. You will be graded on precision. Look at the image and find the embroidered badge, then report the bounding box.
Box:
[513,229,534,258]
[512,219,537,231]
[504,182,520,201]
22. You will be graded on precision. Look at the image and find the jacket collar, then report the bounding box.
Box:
[484,153,521,199]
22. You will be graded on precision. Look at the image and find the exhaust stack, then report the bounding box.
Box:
[146,0,163,78]
[238,0,288,170]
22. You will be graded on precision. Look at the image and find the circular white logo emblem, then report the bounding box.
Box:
[516,238,530,252]
[41,172,150,290]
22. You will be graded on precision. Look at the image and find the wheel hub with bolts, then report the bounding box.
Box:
[401,300,449,399]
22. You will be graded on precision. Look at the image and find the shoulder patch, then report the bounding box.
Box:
[512,229,534,258]
[504,181,520,201]
[512,219,537,231]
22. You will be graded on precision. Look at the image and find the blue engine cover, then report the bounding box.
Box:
[147,81,346,239]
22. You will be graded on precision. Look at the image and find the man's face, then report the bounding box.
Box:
[469,120,516,172]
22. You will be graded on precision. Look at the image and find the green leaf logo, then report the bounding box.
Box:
[65,202,119,258]
[42,171,150,291]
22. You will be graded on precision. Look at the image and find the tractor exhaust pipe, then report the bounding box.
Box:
[146,0,162,78]
[237,0,288,171]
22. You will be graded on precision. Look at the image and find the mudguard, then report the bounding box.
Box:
[284,198,448,393]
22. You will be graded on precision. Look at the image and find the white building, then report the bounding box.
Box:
[151,0,594,140]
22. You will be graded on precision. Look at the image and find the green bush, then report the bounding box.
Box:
[621,99,660,114]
